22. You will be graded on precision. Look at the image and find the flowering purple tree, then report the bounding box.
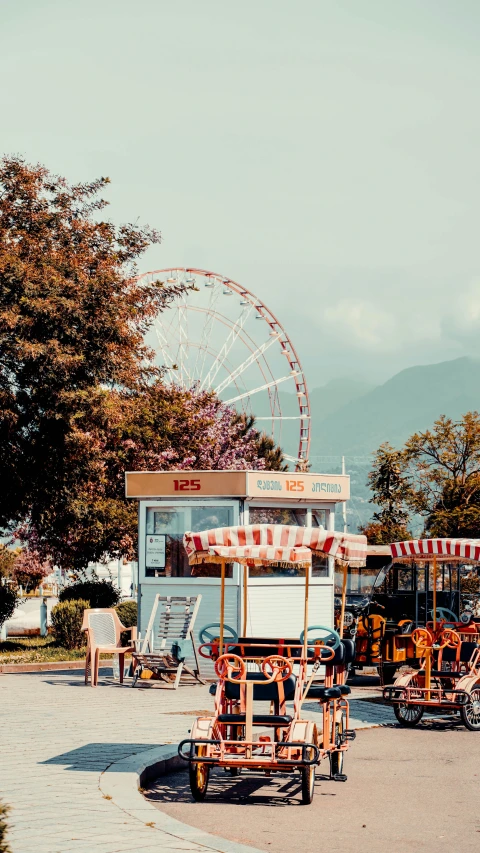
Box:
[17,384,284,571]
[11,550,51,592]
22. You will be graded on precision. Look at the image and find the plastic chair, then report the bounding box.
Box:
[82,608,137,688]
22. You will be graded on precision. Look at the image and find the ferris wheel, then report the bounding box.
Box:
[138,268,311,467]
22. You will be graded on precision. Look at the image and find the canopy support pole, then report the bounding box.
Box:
[243,565,248,636]
[220,560,226,656]
[433,555,437,632]
[339,563,348,639]
[303,563,310,659]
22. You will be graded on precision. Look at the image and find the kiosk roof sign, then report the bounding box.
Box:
[125,470,350,502]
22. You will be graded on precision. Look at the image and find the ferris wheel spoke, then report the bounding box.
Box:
[199,303,254,391]
[177,301,192,388]
[224,373,299,405]
[194,282,223,383]
[213,333,281,396]
[153,324,178,379]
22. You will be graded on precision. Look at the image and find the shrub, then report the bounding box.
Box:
[0,800,11,853]
[115,599,137,627]
[115,599,137,646]
[59,579,121,609]
[0,585,18,630]
[50,599,89,650]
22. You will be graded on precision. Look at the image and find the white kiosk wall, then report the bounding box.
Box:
[127,470,350,646]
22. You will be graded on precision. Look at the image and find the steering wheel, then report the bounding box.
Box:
[198,623,239,659]
[428,608,459,623]
[411,627,434,651]
[439,628,461,650]
[261,655,293,682]
[199,623,238,644]
[299,625,341,661]
[214,654,246,682]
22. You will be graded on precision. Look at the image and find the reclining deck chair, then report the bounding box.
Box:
[82,608,137,688]
[132,595,205,689]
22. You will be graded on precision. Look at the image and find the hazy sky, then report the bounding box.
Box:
[2,1,480,387]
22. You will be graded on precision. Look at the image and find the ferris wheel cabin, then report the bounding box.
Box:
[126,470,350,643]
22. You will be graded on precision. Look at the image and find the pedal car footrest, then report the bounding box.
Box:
[332,773,348,782]
[345,729,356,740]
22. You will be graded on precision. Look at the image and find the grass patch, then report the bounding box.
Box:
[0,635,134,665]
[0,636,87,664]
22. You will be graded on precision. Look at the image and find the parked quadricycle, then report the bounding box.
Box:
[177,524,367,804]
[382,539,480,730]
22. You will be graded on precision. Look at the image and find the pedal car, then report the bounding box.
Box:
[178,524,367,803]
[383,538,480,730]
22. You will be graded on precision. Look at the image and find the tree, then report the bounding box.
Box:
[404,413,480,538]
[0,157,285,572]
[0,156,186,536]
[10,550,51,592]
[17,383,284,571]
[360,443,412,544]
[364,413,480,541]
[0,546,17,580]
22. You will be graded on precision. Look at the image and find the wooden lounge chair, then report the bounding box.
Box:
[132,595,205,689]
[82,608,137,688]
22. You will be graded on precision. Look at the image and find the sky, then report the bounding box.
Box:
[2,0,480,388]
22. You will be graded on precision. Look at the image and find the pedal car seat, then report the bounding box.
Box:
[223,671,297,702]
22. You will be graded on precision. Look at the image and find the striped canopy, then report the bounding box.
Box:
[391,538,480,562]
[183,524,367,568]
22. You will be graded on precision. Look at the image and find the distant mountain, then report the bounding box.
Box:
[310,357,480,457]
[309,377,375,423]
[244,376,374,460]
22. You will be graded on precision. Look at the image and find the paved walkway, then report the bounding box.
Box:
[0,670,394,853]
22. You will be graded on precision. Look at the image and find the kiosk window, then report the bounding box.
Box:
[145,506,234,578]
[249,507,307,526]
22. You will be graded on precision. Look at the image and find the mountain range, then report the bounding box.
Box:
[309,357,480,459]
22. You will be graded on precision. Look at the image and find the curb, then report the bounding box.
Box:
[0,660,114,673]
[100,744,263,853]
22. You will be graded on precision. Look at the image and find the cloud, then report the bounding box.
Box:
[323,299,397,351]
[443,279,480,352]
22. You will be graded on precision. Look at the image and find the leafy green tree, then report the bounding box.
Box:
[361,443,412,544]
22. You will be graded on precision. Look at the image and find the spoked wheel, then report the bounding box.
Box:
[301,764,315,805]
[394,703,424,727]
[189,746,210,801]
[460,687,480,731]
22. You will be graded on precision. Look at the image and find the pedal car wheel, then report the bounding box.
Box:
[189,746,210,801]
[460,687,480,731]
[301,764,315,805]
[393,703,424,727]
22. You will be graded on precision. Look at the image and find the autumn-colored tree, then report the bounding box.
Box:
[0,157,285,572]
[0,546,18,580]
[404,413,480,538]
[360,443,412,544]
[0,156,186,536]
[364,413,480,541]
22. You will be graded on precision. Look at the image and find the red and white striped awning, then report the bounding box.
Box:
[184,525,367,567]
[391,538,480,562]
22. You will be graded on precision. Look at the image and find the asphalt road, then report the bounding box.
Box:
[147,718,480,853]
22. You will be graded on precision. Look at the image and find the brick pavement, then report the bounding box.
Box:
[0,669,394,853]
